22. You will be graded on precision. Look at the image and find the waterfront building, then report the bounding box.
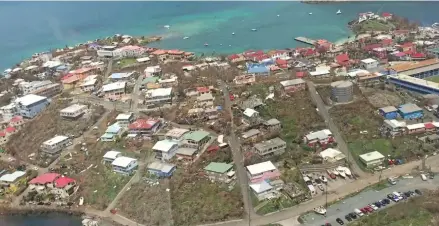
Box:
[389,59,439,79]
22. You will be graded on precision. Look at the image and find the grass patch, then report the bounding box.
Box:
[370,180,389,191]
[425,76,439,83]
[256,195,296,215]
[118,58,137,68]
[353,20,392,33]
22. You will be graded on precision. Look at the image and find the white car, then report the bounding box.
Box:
[369,204,378,210]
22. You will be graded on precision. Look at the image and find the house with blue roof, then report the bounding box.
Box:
[379,106,398,119]
[398,103,424,120]
[246,63,270,76]
[110,72,135,81]
[100,123,123,142]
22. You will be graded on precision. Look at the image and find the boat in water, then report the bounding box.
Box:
[314,206,327,215]
[164,25,170,29]
[336,10,342,15]
[251,28,257,31]
[204,43,209,46]
[183,36,189,40]
[432,22,439,30]
[277,14,280,17]
[309,12,313,15]
[232,32,235,35]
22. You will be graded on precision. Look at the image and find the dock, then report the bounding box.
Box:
[295,37,316,45]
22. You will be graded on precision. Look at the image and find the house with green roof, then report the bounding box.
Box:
[204,162,235,183]
[183,130,210,149]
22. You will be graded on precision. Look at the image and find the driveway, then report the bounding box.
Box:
[302,176,439,226]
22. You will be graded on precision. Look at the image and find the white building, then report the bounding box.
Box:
[103,150,122,163]
[0,171,26,186]
[360,58,379,70]
[19,80,55,95]
[80,75,98,92]
[113,45,146,58]
[97,46,117,58]
[197,93,214,108]
[111,156,138,175]
[144,65,162,77]
[41,135,70,156]
[249,180,279,201]
[115,113,134,127]
[102,81,126,100]
[319,148,346,163]
[60,104,87,119]
[145,87,172,105]
[165,128,189,142]
[0,103,17,121]
[152,140,179,161]
[359,151,385,167]
[14,94,50,119]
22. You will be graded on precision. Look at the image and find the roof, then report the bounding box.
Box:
[242,129,261,139]
[103,150,121,160]
[80,78,97,87]
[111,156,137,168]
[246,161,277,175]
[165,128,189,138]
[398,103,422,114]
[411,53,426,58]
[379,106,398,113]
[128,119,160,130]
[176,147,198,156]
[54,177,76,188]
[5,127,16,133]
[102,81,126,92]
[60,104,87,114]
[110,72,134,79]
[144,65,161,73]
[116,113,133,120]
[359,151,385,162]
[425,122,435,129]
[152,140,178,152]
[319,148,345,160]
[15,94,47,106]
[296,71,305,78]
[204,162,233,174]
[336,53,349,64]
[29,173,60,184]
[146,87,172,98]
[136,57,150,63]
[100,133,116,139]
[106,123,122,133]
[10,116,23,123]
[382,12,392,17]
[280,79,305,87]
[406,123,425,130]
[243,108,258,117]
[197,93,214,102]
[184,130,210,142]
[250,180,273,194]
[384,119,406,128]
[361,58,377,64]
[305,129,332,141]
[0,171,26,182]
[254,137,286,152]
[43,135,69,146]
[310,70,330,76]
[147,161,175,173]
[389,59,439,73]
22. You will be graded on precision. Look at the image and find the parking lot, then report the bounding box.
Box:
[303,170,356,197]
[301,175,439,226]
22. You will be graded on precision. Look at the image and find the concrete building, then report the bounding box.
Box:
[253,137,286,157]
[147,161,176,178]
[60,104,87,119]
[145,88,172,105]
[165,128,189,142]
[379,106,399,119]
[388,73,439,95]
[0,171,26,187]
[102,82,126,100]
[196,93,214,108]
[14,94,50,119]
[250,180,280,201]
[103,150,122,163]
[113,45,146,58]
[204,162,235,183]
[241,129,261,142]
[80,75,98,92]
[381,119,407,137]
[111,157,138,175]
[152,139,179,161]
[175,147,198,161]
[398,103,424,120]
[182,130,210,149]
[303,129,334,147]
[263,118,282,131]
[128,118,161,135]
[360,58,379,70]
[242,108,260,125]
[359,151,385,167]
[319,148,346,163]
[389,59,439,79]
[115,113,134,128]
[19,80,62,97]
[246,161,281,183]
[40,135,70,156]
[280,79,306,93]
[100,123,123,142]
[331,81,353,103]
[97,46,117,58]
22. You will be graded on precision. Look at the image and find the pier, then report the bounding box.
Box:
[294,37,316,45]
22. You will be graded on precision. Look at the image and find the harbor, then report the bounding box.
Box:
[294,37,316,45]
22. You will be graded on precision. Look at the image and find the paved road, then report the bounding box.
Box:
[306,81,366,178]
[104,59,113,79]
[130,74,144,113]
[219,80,256,221]
[200,154,439,226]
[303,175,439,226]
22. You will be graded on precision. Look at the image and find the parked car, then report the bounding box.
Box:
[360,208,368,214]
[388,177,397,185]
[421,174,427,181]
[354,209,364,217]
[369,204,378,210]
[345,215,352,222]
[382,198,391,205]
[415,189,422,195]
[374,202,382,208]
[336,218,344,225]
[349,212,358,219]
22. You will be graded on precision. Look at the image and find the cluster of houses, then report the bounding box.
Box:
[28,173,77,199]
[0,94,51,121]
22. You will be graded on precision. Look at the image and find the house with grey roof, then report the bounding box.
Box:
[254,137,286,157]
[241,129,261,142]
[263,118,281,131]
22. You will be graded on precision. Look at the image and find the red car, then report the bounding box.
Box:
[229,94,235,101]
[364,206,373,213]
[360,208,368,214]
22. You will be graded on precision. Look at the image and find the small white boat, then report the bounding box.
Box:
[251,28,257,31]
[314,206,327,215]
[232,32,235,35]
[343,167,352,177]
[220,44,223,46]
[164,25,170,29]
[204,43,209,46]
[79,197,84,206]
[309,12,313,15]
[331,169,339,176]
[277,14,280,17]
[336,167,346,178]
[320,175,328,183]
[318,184,325,191]
[336,10,342,15]
[183,36,189,40]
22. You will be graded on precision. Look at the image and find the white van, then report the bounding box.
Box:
[421,174,427,181]
[354,208,364,217]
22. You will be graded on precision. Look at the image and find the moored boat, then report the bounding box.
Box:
[320,175,328,183]
[336,9,342,15]
[314,206,327,215]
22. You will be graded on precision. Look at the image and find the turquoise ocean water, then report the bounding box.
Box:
[2,1,439,70]
[1,1,439,225]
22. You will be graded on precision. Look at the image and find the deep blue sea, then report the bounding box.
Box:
[1,1,439,225]
[2,1,439,71]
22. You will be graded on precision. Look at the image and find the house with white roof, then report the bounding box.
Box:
[319,148,346,163]
[250,180,280,201]
[41,135,70,156]
[152,140,179,161]
[165,128,189,142]
[111,156,138,175]
[144,65,161,77]
[303,129,335,147]
[381,119,407,137]
[80,75,98,92]
[102,81,126,100]
[246,161,281,183]
[60,104,87,119]
[103,150,122,163]
[145,87,172,105]
[113,45,146,58]
[14,94,50,118]
[360,58,379,70]
[0,171,26,186]
[406,123,426,134]
[197,93,214,108]
[242,108,260,125]
[359,151,385,167]
[0,103,17,121]
[115,113,134,127]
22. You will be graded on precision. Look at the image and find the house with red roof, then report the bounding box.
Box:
[269,50,288,60]
[196,86,211,95]
[316,39,333,51]
[228,54,245,63]
[296,71,305,78]
[151,49,168,62]
[301,48,316,57]
[167,49,185,60]
[275,59,288,69]
[29,173,61,191]
[5,126,16,136]
[382,12,393,20]
[381,39,393,47]
[335,53,350,67]
[398,42,414,52]
[53,176,76,197]
[128,118,162,135]
[363,43,382,52]
[9,116,24,128]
